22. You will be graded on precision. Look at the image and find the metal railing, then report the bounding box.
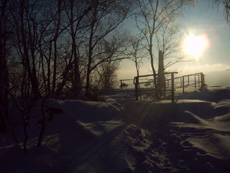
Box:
[168,72,205,94]
[133,72,178,102]
[120,72,205,103]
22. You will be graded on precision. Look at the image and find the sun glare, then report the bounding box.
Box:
[184,33,208,59]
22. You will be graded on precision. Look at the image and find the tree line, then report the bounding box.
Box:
[0,0,229,135]
[0,0,195,134]
[0,0,135,133]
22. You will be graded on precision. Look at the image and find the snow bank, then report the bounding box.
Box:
[1,86,230,172]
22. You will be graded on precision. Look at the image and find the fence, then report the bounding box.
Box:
[120,72,205,102]
[133,72,178,102]
[170,72,205,94]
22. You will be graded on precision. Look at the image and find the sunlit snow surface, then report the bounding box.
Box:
[1,86,230,172]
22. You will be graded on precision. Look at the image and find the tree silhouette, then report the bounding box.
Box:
[135,0,186,90]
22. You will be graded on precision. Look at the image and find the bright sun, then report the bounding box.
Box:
[184,33,208,58]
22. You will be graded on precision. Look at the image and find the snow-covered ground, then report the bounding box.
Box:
[1,86,230,172]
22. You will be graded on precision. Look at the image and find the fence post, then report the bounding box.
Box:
[201,73,205,89]
[183,76,185,94]
[195,75,197,88]
[171,73,175,103]
[188,76,189,86]
[135,77,139,101]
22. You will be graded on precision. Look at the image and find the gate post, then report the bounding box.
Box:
[201,73,205,89]
[135,77,139,101]
[188,76,189,86]
[171,73,175,103]
[195,75,197,88]
[183,76,185,94]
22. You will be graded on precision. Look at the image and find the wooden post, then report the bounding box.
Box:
[182,76,185,94]
[198,74,200,87]
[194,75,197,88]
[201,73,205,89]
[188,76,189,86]
[135,77,139,101]
[171,73,175,103]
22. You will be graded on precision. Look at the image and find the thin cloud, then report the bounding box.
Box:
[181,63,230,75]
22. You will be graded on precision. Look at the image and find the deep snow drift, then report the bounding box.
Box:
[1,86,230,172]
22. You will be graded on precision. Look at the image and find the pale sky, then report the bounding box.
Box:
[118,1,230,86]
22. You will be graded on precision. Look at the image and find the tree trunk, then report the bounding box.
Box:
[149,37,157,88]
[20,0,41,98]
[0,0,8,133]
[70,0,81,98]
[85,55,92,96]
[85,3,97,96]
[157,50,165,98]
[52,0,62,97]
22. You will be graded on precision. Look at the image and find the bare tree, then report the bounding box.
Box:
[156,23,185,70]
[8,0,43,98]
[96,60,119,94]
[84,0,132,96]
[212,0,230,23]
[135,0,186,88]
[52,0,96,98]
[128,35,146,77]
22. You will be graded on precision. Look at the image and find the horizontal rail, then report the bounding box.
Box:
[119,79,134,81]
[173,72,203,80]
[134,72,178,79]
[119,72,205,102]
